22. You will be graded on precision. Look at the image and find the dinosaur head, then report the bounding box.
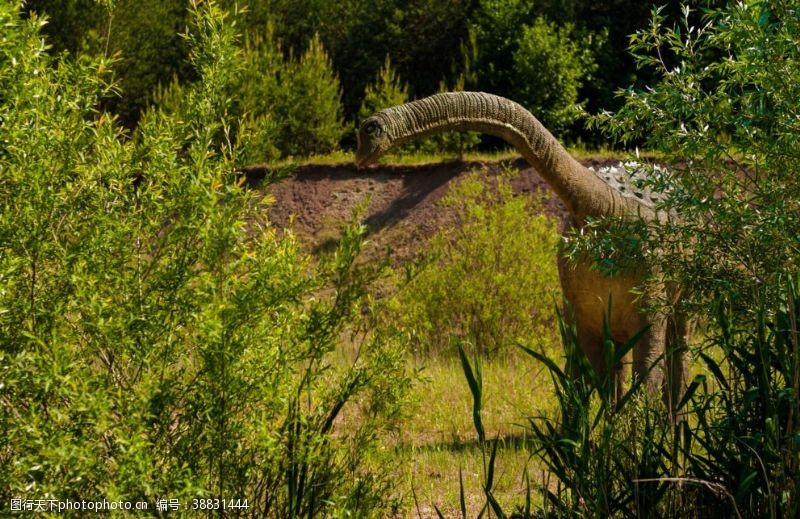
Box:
[356,114,392,167]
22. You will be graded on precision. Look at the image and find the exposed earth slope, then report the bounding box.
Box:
[253,157,621,262]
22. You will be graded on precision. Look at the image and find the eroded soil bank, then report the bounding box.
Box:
[250,157,620,262]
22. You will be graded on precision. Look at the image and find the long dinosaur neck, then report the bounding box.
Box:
[379,92,643,220]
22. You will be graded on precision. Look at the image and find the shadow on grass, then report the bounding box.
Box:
[394,431,536,454]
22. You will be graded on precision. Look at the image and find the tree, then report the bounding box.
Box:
[512,17,597,135]
[358,55,409,123]
[233,27,347,159]
[275,33,348,156]
[25,0,190,126]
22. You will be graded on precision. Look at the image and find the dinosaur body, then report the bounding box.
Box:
[356,91,688,408]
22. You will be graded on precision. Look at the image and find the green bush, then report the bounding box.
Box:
[235,28,348,160]
[357,54,409,124]
[589,1,800,313]
[26,0,190,125]
[684,277,800,517]
[230,23,284,164]
[512,17,598,135]
[274,33,348,156]
[520,309,675,519]
[0,2,408,516]
[468,0,600,138]
[389,168,560,357]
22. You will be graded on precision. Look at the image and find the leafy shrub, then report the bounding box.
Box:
[274,33,348,156]
[468,0,599,138]
[468,0,535,97]
[233,26,348,161]
[27,0,190,125]
[512,17,597,135]
[389,168,560,357]
[0,2,408,516]
[589,1,800,313]
[683,277,800,517]
[357,54,409,124]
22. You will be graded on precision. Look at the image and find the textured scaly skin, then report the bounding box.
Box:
[356,91,658,223]
[356,91,688,413]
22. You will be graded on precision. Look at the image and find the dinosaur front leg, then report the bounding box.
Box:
[632,312,668,398]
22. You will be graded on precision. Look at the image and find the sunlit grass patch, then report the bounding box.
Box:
[380,349,559,515]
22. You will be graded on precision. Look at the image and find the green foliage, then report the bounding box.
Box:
[683,276,800,517]
[245,0,472,116]
[512,17,598,135]
[23,0,104,54]
[102,0,190,124]
[235,28,347,160]
[561,211,649,277]
[27,0,190,124]
[25,0,675,145]
[389,169,560,356]
[468,0,535,94]
[276,33,348,156]
[590,1,800,312]
[0,2,409,516]
[467,0,600,138]
[518,309,675,518]
[358,54,409,124]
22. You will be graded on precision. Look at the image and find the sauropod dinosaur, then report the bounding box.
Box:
[355,91,690,410]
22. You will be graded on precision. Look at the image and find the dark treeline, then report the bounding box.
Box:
[27,0,685,155]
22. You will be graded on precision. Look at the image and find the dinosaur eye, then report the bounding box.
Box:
[364,121,383,137]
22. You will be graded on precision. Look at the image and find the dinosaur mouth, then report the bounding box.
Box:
[355,148,380,168]
[355,158,372,168]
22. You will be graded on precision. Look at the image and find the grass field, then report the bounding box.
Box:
[345,346,563,516]
[389,352,556,515]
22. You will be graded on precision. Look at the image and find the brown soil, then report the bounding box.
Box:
[248,156,621,263]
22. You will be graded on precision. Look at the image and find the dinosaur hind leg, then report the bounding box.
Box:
[571,323,630,403]
[665,312,693,418]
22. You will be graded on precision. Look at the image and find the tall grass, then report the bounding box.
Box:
[456,276,800,517]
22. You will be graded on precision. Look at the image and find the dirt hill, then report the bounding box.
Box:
[248,157,620,263]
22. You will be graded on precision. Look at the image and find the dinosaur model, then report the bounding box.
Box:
[355,91,689,410]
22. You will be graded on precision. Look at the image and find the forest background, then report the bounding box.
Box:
[27,0,687,157]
